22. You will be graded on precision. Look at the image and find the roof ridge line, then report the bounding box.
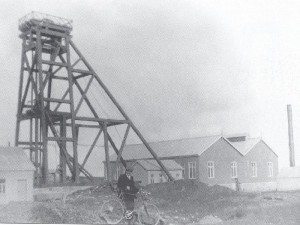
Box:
[126,134,222,146]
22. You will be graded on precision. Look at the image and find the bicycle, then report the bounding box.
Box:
[100,187,161,225]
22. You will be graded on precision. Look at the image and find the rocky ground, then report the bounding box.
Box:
[0,180,299,224]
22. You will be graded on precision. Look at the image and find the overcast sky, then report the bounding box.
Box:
[1,0,300,171]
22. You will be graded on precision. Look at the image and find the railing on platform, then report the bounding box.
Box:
[18,11,73,32]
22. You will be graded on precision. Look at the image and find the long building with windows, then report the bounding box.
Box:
[106,135,278,191]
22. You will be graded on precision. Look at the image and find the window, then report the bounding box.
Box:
[268,162,273,177]
[251,162,257,177]
[176,173,180,178]
[181,163,185,175]
[188,162,196,179]
[0,179,5,194]
[231,162,238,178]
[207,161,214,178]
[150,174,155,184]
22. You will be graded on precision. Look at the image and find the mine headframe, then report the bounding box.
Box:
[15,11,174,185]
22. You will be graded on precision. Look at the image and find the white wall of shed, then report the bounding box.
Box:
[147,170,183,185]
[0,170,34,204]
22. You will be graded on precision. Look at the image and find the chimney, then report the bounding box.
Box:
[226,133,248,142]
[287,104,295,167]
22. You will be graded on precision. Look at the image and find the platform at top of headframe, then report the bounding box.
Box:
[18,11,73,34]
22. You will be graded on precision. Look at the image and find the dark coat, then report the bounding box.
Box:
[117,173,139,200]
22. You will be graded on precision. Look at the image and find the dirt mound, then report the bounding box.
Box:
[66,179,240,223]
[68,179,237,207]
[69,179,236,203]
[145,179,237,204]
[69,183,115,198]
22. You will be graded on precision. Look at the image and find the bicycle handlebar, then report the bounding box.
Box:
[119,188,150,197]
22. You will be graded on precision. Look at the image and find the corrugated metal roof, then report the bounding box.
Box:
[111,135,222,161]
[110,135,276,161]
[0,147,35,171]
[228,138,261,156]
[137,159,183,171]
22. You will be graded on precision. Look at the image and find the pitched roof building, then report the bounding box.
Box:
[107,135,278,191]
[0,147,35,171]
[0,147,35,204]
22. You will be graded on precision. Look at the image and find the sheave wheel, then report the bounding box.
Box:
[138,203,160,225]
[101,199,124,224]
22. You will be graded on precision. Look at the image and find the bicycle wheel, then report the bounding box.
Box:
[138,203,160,225]
[101,199,124,224]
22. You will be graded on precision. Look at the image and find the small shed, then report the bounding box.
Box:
[0,147,35,204]
[132,159,183,186]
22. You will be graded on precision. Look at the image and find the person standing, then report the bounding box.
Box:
[117,166,139,222]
